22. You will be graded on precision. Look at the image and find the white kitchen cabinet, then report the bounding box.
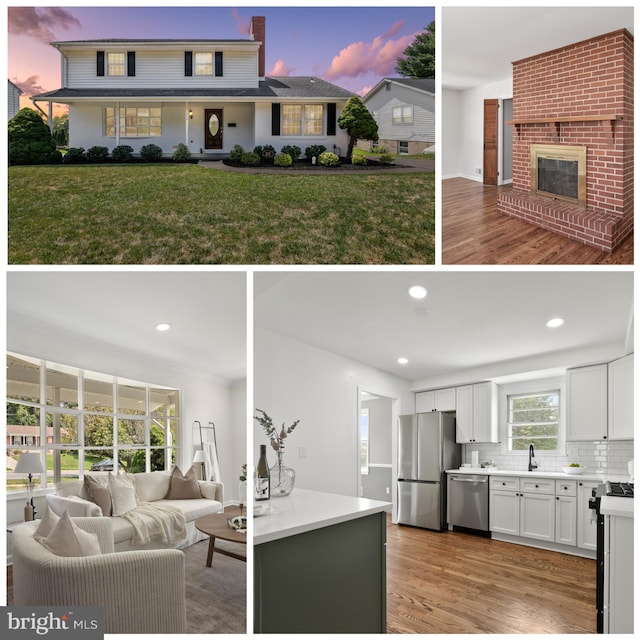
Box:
[520,492,555,542]
[455,382,498,443]
[555,495,577,546]
[566,364,608,441]
[577,480,599,551]
[415,387,456,413]
[490,490,520,535]
[604,513,634,633]
[608,353,634,440]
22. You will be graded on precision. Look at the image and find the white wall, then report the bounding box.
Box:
[7,314,244,521]
[442,77,512,181]
[254,328,413,507]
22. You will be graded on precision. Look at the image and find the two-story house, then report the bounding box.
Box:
[361,78,435,154]
[31,16,353,158]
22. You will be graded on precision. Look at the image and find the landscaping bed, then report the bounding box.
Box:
[222,157,402,171]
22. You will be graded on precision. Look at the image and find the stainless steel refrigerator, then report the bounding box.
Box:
[397,412,461,531]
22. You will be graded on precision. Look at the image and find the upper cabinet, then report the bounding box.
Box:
[415,387,456,413]
[566,364,608,440]
[455,382,498,443]
[566,355,634,442]
[608,353,634,440]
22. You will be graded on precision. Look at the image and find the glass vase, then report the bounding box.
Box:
[269,449,295,497]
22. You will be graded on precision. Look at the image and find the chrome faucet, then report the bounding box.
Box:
[528,444,538,471]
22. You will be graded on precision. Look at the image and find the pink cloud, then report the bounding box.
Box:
[357,85,374,97]
[231,8,250,35]
[269,59,294,76]
[11,75,48,97]
[8,7,80,43]
[324,26,418,81]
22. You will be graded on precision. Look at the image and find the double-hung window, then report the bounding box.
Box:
[107,52,126,76]
[507,390,561,452]
[105,107,162,137]
[195,52,213,75]
[282,104,324,136]
[392,105,413,124]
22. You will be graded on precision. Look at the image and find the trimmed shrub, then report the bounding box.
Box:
[254,144,276,163]
[112,145,134,162]
[305,144,326,160]
[63,147,87,164]
[274,152,292,167]
[352,155,367,166]
[140,143,163,162]
[86,146,109,163]
[172,143,191,162]
[379,153,395,165]
[280,145,301,162]
[318,151,340,167]
[241,151,261,166]
[8,108,61,165]
[230,144,244,163]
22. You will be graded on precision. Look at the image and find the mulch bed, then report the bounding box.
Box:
[222,158,402,171]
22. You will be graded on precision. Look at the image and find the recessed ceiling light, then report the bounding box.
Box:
[397,357,409,365]
[156,323,171,332]
[408,285,427,299]
[546,318,564,328]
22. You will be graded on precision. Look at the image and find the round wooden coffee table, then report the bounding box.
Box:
[195,507,247,567]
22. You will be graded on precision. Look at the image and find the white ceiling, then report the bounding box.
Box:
[254,271,634,383]
[7,271,247,382]
[442,7,634,89]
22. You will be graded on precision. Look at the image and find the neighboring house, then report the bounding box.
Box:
[30,16,353,157]
[8,79,23,119]
[360,78,435,154]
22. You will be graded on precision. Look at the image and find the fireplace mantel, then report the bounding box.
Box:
[507,114,623,139]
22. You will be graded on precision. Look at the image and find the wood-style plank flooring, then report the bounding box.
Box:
[442,178,633,265]
[386,519,597,634]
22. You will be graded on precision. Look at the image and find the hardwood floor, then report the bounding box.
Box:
[386,519,597,634]
[442,178,634,265]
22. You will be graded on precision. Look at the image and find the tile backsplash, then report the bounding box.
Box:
[463,440,634,478]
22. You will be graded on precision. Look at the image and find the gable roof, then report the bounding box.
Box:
[8,79,23,94]
[363,77,435,102]
[31,76,354,103]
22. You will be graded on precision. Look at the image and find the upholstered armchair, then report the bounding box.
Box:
[12,516,187,634]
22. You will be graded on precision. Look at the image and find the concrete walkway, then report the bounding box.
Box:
[198,155,434,174]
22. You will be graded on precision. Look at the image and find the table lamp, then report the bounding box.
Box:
[15,452,45,520]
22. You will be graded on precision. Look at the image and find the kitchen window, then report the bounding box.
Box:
[105,107,162,137]
[6,353,180,496]
[282,104,324,136]
[507,390,560,452]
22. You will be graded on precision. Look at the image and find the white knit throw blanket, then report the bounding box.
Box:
[120,502,187,545]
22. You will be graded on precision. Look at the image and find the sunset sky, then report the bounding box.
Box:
[8,5,435,110]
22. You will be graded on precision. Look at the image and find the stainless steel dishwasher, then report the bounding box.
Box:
[447,474,489,532]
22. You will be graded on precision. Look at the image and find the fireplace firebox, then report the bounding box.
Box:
[530,144,586,206]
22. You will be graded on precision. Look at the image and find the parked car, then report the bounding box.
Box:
[90,458,114,471]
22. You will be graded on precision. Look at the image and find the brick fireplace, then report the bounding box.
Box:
[497,29,633,252]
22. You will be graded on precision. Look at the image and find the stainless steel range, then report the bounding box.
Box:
[588,482,634,633]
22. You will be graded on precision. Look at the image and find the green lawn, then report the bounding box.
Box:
[8,164,434,264]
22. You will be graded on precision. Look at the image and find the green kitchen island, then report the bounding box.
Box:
[253,488,391,633]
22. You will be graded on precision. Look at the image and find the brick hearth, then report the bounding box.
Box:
[497,29,633,252]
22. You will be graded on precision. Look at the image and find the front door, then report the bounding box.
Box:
[204,109,223,149]
[483,99,499,186]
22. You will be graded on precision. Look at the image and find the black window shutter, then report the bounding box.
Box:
[185,51,193,76]
[97,51,105,77]
[272,103,281,136]
[327,103,337,136]
[215,52,223,77]
[127,52,136,77]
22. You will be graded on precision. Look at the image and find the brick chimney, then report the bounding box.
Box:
[250,16,266,78]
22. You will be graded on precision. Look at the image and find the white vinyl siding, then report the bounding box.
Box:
[63,49,258,89]
[363,82,434,143]
[8,81,22,119]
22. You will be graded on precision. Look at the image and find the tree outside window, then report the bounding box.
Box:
[508,391,560,451]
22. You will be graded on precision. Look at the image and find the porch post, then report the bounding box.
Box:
[185,101,190,147]
[47,101,53,131]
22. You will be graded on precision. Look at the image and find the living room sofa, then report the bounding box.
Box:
[12,515,187,634]
[46,469,224,551]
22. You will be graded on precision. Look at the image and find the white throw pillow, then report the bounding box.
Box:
[108,472,138,516]
[41,510,102,557]
[133,470,171,503]
[34,506,60,542]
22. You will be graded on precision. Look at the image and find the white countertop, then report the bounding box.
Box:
[446,468,631,483]
[601,496,634,518]
[253,488,391,545]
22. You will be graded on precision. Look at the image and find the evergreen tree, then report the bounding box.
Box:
[396,21,436,79]
[337,96,379,162]
[8,108,61,165]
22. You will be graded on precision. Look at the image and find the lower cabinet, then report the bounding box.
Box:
[490,476,578,548]
[577,480,599,550]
